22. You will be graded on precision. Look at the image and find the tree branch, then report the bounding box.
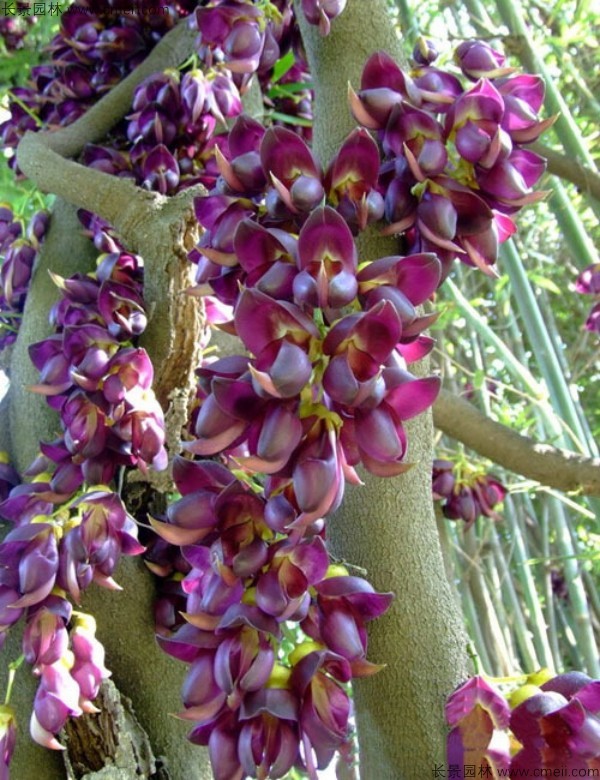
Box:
[433,388,600,496]
[532,141,600,201]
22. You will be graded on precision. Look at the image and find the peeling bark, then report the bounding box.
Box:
[62,679,158,779]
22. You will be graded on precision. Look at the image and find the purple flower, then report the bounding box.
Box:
[305,575,393,672]
[293,206,358,310]
[511,676,600,771]
[23,598,71,669]
[30,660,82,750]
[446,676,511,773]
[0,524,58,609]
[70,612,111,710]
[455,40,514,80]
[576,264,600,296]
[0,705,17,777]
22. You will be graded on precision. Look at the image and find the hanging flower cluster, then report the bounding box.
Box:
[432,458,506,528]
[191,0,344,80]
[0,206,49,351]
[84,67,243,194]
[0,0,554,771]
[187,118,442,502]
[446,672,600,774]
[0,3,37,52]
[575,263,600,335]
[145,32,553,779]
[349,39,554,277]
[0,215,165,751]
[0,0,199,167]
[192,0,293,77]
[148,113,440,776]
[25,214,167,486]
[150,457,390,779]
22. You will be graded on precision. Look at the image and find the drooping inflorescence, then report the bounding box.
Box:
[0,1,561,777]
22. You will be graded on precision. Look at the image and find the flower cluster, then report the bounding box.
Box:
[151,456,391,779]
[0,486,138,747]
[25,213,167,486]
[432,458,506,528]
[84,67,243,194]
[575,263,600,335]
[0,215,164,756]
[0,206,49,351]
[446,672,600,774]
[191,0,344,82]
[0,3,37,52]
[192,0,293,77]
[0,0,198,167]
[349,39,553,276]
[160,59,446,778]
[187,119,442,516]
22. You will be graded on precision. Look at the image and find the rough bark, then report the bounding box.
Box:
[298,2,470,777]
[62,679,159,779]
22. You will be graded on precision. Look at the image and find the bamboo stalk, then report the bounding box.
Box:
[488,524,541,671]
[503,495,556,666]
[538,502,563,670]
[500,239,598,456]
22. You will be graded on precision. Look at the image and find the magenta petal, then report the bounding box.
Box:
[292,432,343,518]
[360,51,420,103]
[446,676,511,730]
[289,537,329,585]
[418,193,457,241]
[355,406,405,461]
[234,288,319,357]
[172,457,236,496]
[320,605,366,660]
[255,404,303,464]
[255,568,290,617]
[187,395,247,455]
[260,126,321,187]
[323,354,373,406]
[395,253,441,304]
[297,206,357,273]
[384,375,440,420]
[510,692,568,744]
[327,128,381,194]
[167,491,217,532]
[234,220,295,275]
[253,341,312,398]
[228,113,265,158]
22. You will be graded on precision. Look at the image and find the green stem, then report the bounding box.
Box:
[3,655,24,706]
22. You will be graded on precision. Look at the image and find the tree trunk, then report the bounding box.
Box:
[298,2,470,776]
